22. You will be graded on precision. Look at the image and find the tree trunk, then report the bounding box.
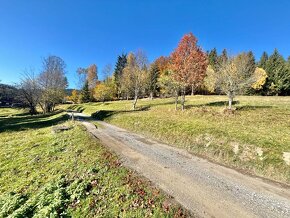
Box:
[29,105,37,115]
[181,94,185,110]
[181,86,186,111]
[175,91,179,111]
[150,92,153,100]
[228,92,234,110]
[132,95,138,110]
[191,84,194,96]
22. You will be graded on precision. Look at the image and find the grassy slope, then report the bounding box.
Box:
[70,95,290,184]
[0,108,27,117]
[0,109,186,217]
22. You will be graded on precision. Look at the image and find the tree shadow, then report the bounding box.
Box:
[0,110,69,133]
[184,101,239,109]
[235,105,273,111]
[67,105,85,112]
[91,106,150,121]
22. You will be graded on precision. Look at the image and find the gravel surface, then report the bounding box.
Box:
[80,120,290,218]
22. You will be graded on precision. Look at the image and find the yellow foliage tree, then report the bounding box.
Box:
[204,65,217,93]
[252,67,268,90]
[71,89,79,103]
[94,81,115,102]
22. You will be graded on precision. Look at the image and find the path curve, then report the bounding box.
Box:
[79,119,290,218]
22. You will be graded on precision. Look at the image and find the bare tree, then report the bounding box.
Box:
[19,69,40,115]
[102,64,113,82]
[38,56,68,113]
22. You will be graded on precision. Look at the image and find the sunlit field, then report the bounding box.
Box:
[69,95,290,184]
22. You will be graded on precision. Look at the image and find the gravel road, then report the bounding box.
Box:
[80,119,290,218]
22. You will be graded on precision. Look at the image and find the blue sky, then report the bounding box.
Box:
[0,0,290,88]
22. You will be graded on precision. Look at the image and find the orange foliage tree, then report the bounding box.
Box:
[170,33,208,110]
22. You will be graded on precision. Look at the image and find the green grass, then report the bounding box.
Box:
[0,107,28,117]
[0,110,187,217]
[70,95,290,184]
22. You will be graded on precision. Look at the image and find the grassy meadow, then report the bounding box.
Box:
[69,95,290,184]
[0,109,186,217]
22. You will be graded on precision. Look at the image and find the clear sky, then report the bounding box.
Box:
[0,0,290,88]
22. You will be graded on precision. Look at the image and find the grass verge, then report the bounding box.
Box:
[0,111,188,217]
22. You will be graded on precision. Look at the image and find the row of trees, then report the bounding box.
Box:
[207,48,290,96]
[19,56,68,114]
[68,32,290,110]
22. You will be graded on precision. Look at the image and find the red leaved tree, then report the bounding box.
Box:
[171,33,208,110]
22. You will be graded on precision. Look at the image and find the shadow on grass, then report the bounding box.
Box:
[91,106,150,121]
[235,105,273,111]
[0,110,69,132]
[184,100,272,111]
[184,101,240,109]
[67,105,85,113]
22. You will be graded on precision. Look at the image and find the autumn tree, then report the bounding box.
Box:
[113,54,127,98]
[70,89,79,103]
[38,56,68,113]
[77,64,98,100]
[158,68,181,110]
[122,50,148,110]
[94,78,116,102]
[204,65,217,94]
[252,67,268,91]
[170,32,208,110]
[217,55,256,109]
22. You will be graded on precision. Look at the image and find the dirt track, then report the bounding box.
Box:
[79,118,290,218]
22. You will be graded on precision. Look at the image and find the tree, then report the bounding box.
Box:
[102,64,113,81]
[246,51,256,72]
[94,79,116,102]
[87,64,98,88]
[70,89,79,103]
[204,65,217,93]
[113,54,127,98]
[147,62,160,99]
[265,49,290,95]
[217,55,256,109]
[158,68,181,110]
[208,48,219,71]
[122,51,148,110]
[76,67,87,89]
[79,80,90,103]
[77,64,98,100]
[170,32,208,110]
[19,70,40,115]
[252,67,268,91]
[0,83,19,106]
[155,56,170,73]
[38,55,68,113]
[219,49,228,64]
[258,51,268,69]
